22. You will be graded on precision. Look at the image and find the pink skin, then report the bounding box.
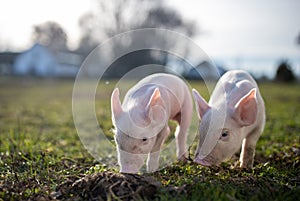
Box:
[193,70,265,169]
[111,73,193,173]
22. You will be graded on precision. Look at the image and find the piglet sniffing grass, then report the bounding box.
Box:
[192,70,265,169]
[111,73,193,173]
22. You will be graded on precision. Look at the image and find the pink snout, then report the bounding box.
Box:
[194,157,212,167]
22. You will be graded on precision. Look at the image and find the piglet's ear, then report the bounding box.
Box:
[232,88,257,127]
[192,89,210,119]
[146,88,166,123]
[111,88,123,122]
[146,88,162,111]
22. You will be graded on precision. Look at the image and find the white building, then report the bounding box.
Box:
[13,44,83,77]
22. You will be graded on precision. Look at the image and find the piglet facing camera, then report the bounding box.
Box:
[192,70,265,169]
[111,73,193,173]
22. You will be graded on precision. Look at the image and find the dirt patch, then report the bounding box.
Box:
[52,171,161,201]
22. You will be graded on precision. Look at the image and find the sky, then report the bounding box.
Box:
[0,0,92,51]
[0,0,299,77]
[169,0,300,58]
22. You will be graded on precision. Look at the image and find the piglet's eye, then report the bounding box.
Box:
[221,130,229,138]
[142,137,147,142]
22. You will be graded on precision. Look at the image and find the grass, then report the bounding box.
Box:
[0,77,299,200]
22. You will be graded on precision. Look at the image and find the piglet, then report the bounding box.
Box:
[111,73,193,173]
[192,70,265,169]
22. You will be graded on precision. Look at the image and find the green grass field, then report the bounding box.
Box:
[0,77,299,200]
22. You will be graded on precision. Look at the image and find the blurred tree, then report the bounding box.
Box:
[77,0,199,77]
[77,13,99,54]
[297,33,300,46]
[32,21,68,51]
[77,0,198,54]
[145,6,197,36]
[275,60,295,82]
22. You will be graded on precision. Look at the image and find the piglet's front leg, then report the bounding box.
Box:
[146,126,170,172]
[240,140,255,169]
[239,130,261,169]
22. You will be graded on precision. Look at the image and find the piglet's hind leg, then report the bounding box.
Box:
[173,101,193,162]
